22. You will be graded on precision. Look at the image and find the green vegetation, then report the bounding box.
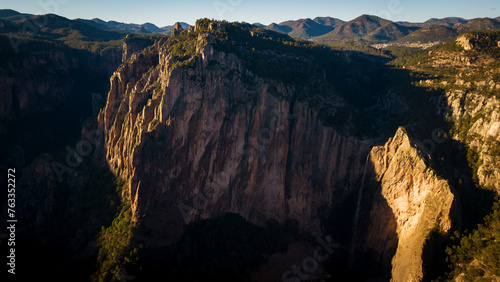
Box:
[124,33,162,43]
[466,147,482,186]
[55,169,138,281]
[330,39,388,57]
[1,14,127,54]
[164,27,199,69]
[50,168,123,239]
[169,39,196,62]
[384,45,428,66]
[397,25,458,44]
[93,178,139,282]
[438,38,464,52]
[488,137,500,156]
[445,198,500,280]
[208,20,347,82]
[9,165,135,280]
[64,38,124,53]
[455,18,500,34]
[462,30,500,58]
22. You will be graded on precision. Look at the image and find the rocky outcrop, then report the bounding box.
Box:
[122,35,156,62]
[456,32,500,51]
[408,31,500,192]
[96,29,374,244]
[171,22,184,36]
[426,33,500,192]
[445,88,500,191]
[357,127,455,281]
[94,24,462,281]
[456,34,473,50]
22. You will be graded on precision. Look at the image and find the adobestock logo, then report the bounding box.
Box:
[213,0,244,20]
[282,236,340,282]
[369,0,405,21]
[50,127,103,183]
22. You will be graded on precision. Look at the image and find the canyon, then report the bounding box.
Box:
[91,21,499,280]
[1,16,499,282]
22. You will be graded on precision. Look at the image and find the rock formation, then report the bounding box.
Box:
[456,34,474,50]
[93,22,464,281]
[6,19,500,281]
[171,22,184,36]
[356,127,456,281]
[96,27,372,243]
[122,35,156,62]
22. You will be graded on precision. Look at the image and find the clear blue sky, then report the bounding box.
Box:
[1,0,499,27]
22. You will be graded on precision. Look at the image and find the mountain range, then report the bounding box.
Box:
[78,18,191,34]
[266,17,344,39]
[295,14,500,44]
[2,9,499,44]
[313,15,418,43]
[0,9,190,34]
[264,15,500,44]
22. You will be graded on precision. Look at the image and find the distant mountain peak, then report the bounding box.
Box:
[252,23,265,28]
[265,17,343,39]
[313,16,345,27]
[314,14,412,44]
[352,14,391,24]
[0,9,21,18]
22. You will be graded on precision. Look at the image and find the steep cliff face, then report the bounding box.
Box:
[7,20,496,281]
[418,32,500,192]
[92,21,468,281]
[96,27,372,243]
[446,88,500,191]
[121,34,158,62]
[357,127,455,281]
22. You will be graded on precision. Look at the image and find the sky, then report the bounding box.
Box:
[1,0,499,27]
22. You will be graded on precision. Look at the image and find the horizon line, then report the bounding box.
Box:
[1,8,499,29]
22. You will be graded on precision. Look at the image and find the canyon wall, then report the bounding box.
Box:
[96,30,372,243]
[95,24,461,281]
[8,22,499,281]
[356,127,456,281]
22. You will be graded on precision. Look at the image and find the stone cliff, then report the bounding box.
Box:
[7,21,498,281]
[96,26,372,243]
[411,32,500,192]
[122,34,158,62]
[93,21,461,281]
[355,127,456,281]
